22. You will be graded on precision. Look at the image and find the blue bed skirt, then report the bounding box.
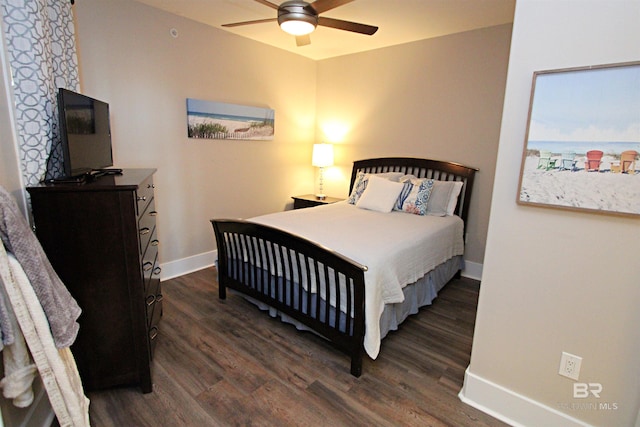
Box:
[233,255,463,354]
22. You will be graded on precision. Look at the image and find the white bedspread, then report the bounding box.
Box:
[248,201,464,359]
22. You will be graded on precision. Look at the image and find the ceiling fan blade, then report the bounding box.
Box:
[296,34,311,46]
[222,18,277,28]
[309,0,355,14]
[253,0,279,10]
[318,16,378,35]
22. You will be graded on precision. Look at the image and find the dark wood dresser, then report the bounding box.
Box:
[27,169,161,393]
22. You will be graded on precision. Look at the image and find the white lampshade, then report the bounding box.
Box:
[312,143,334,167]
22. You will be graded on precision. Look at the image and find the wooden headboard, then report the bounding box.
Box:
[349,157,478,227]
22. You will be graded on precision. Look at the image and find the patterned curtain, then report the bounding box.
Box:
[1,0,79,185]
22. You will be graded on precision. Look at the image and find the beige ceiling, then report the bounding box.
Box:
[133,0,515,60]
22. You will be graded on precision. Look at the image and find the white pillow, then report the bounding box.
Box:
[356,175,405,213]
[373,172,404,182]
[446,181,463,215]
[348,172,405,205]
[426,181,463,216]
[398,174,417,182]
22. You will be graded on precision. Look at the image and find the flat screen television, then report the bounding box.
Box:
[57,88,115,179]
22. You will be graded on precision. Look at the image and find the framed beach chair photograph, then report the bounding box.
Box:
[517,61,640,217]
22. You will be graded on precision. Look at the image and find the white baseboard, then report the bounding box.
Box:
[160,250,216,281]
[461,260,482,281]
[459,368,592,427]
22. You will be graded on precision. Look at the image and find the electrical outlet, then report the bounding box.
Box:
[559,352,582,380]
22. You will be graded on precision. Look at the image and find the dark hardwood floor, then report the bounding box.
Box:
[87,267,506,426]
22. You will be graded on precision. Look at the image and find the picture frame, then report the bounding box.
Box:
[186,98,274,140]
[517,61,640,217]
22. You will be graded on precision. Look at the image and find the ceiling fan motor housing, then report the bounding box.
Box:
[277,0,319,28]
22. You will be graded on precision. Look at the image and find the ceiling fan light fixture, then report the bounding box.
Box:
[278,0,318,36]
[279,19,315,36]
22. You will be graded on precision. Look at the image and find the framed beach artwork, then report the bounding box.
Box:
[517,61,640,217]
[186,98,274,140]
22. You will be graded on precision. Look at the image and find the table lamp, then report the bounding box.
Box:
[311,143,333,200]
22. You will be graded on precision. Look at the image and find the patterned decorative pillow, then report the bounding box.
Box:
[348,171,368,204]
[394,177,434,215]
[347,172,404,205]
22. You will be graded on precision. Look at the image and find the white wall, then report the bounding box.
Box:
[73,0,318,277]
[460,1,640,426]
[315,25,512,266]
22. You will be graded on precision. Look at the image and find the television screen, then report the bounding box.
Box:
[58,88,113,178]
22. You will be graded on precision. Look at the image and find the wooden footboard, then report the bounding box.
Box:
[211,219,368,377]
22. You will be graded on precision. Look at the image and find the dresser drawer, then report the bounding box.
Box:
[144,252,162,361]
[138,198,157,254]
[142,246,160,294]
[145,280,163,328]
[148,325,159,358]
[146,276,162,359]
[136,175,155,216]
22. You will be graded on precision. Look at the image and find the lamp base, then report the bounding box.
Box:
[315,194,326,200]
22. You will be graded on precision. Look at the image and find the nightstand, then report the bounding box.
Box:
[292,194,344,209]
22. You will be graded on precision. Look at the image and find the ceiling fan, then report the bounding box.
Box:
[222,0,378,47]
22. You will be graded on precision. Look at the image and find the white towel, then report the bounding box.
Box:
[0,284,37,407]
[0,244,90,426]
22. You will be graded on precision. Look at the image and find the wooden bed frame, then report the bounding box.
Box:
[211,158,477,377]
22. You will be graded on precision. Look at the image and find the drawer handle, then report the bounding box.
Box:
[149,210,158,217]
[151,239,159,247]
[137,196,147,202]
[146,295,156,306]
[155,293,163,302]
[153,266,162,276]
[143,262,153,272]
[149,326,158,340]
[139,227,150,235]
